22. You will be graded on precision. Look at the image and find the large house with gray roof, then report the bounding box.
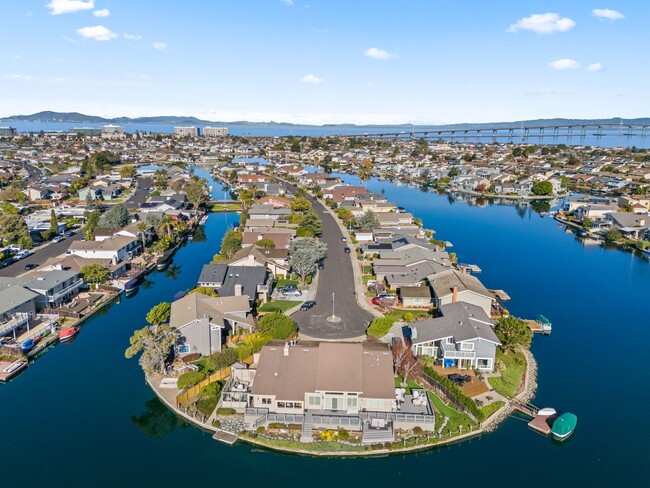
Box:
[406,302,501,371]
[427,268,493,317]
[197,264,272,304]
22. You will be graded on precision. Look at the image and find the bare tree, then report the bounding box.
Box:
[392,339,418,388]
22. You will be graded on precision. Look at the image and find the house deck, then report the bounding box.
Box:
[430,365,489,397]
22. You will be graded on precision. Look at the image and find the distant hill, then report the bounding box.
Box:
[1,111,649,128]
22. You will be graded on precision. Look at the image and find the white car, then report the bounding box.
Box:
[14,250,30,260]
[7,244,22,252]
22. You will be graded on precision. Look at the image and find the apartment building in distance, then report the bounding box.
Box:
[203,126,228,137]
[174,126,200,137]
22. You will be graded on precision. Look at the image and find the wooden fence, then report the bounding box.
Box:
[417,371,479,423]
[176,355,255,407]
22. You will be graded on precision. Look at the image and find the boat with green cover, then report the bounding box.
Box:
[551,413,577,441]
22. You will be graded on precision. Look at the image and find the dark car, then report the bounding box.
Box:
[64,230,74,237]
[279,284,298,293]
[24,263,38,270]
[317,260,324,269]
[300,300,316,311]
[344,246,351,254]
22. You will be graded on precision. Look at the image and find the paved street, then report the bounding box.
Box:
[124,177,152,209]
[0,231,83,277]
[283,183,372,340]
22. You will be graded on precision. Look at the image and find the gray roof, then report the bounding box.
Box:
[169,292,253,329]
[409,302,501,345]
[249,204,291,216]
[198,264,269,297]
[428,269,491,299]
[0,284,38,316]
[23,269,80,292]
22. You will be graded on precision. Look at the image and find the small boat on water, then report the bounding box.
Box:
[21,339,35,352]
[32,335,42,345]
[59,327,79,343]
[577,229,588,238]
[124,278,139,295]
[156,249,174,270]
[536,315,552,333]
[537,407,557,417]
[1,360,28,380]
[172,290,187,301]
[552,412,578,441]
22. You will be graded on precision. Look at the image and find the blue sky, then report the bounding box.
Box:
[0,0,647,124]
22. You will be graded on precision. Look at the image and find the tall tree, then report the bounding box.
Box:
[146,302,172,327]
[354,210,379,229]
[494,316,533,352]
[81,264,110,284]
[289,237,327,286]
[219,229,243,258]
[125,324,176,374]
[98,204,130,228]
[0,213,32,247]
[49,209,59,236]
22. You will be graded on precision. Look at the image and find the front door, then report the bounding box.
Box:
[331,397,339,410]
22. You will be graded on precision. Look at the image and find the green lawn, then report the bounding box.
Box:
[488,349,527,398]
[258,300,301,313]
[240,433,367,453]
[480,401,505,419]
[428,391,462,419]
[275,279,299,288]
[362,274,375,284]
[394,376,420,395]
[191,357,212,372]
[442,413,477,436]
[196,395,219,416]
[384,309,431,322]
[362,265,373,273]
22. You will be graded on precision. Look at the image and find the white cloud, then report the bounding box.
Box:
[593,9,624,20]
[587,62,603,72]
[300,74,322,84]
[364,47,397,60]
[152,42,167,50]
[280,0,294,5]
[124,33,142,41]
[47,0,94,15]
[76,25,118,41]
[1,74,32,81]
[508,13,575,34]
[549,58,580,70]
[93,9,110,17]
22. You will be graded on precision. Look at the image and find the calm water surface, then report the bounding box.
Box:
[1,171,648,487]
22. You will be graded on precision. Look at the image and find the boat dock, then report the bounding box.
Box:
[511,402,556,436]
[525,315,552,334]
[212,430,238,445]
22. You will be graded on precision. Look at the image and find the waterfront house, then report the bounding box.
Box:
[0,280,38,340]
[67,235,141,264]
[605,212,650,240]
[197,264,272,303]
[375,212,414,227]
[22,269,83,310]
[170,292,254,357]
[248,204,292,221]
[242,229,293,249]
[406,302,501,371]
[399,286,433,308]
[228,246,290,276]
[427,269,493,317]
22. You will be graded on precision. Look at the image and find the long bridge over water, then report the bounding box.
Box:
[342,123,650,141]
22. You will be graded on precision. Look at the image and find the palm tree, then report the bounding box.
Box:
[137,221,149,249]
[157,215,173,238]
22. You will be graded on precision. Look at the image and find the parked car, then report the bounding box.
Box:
[366,280,378,289]
[24,263,37,270]
[341,237,347,242]
[64,231,74,237]
[278,284,298,293]
[7,244,22,252]
[317,260,324,269]
[372,293,396,306]
[0,258,14,269]
[52,236,64,243]
[14,251,30,260]
[344,246,351,254]
[300,301,316,311]
[282,289,302,297]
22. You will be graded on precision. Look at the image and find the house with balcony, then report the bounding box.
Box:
[406,302,501,372]
[197,264,272,304]
[427,268,493,317]
[0,280,38,340]
[246,341,434,443]
[22,269,83,309]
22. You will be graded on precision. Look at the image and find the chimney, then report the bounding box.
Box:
[640,219,645,226]
[461,266,467,275]
[234,284,243,296]
[283,342,290,356]
[452,286,458,303]
[434,246,439,252]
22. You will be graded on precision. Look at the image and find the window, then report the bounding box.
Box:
[460,342,474,351]
[261,398,271,405]
[308,396,321,406]
[445,337,454,344]
[347,396,358,408]
[277,402,285,408]
[295,402,302,409]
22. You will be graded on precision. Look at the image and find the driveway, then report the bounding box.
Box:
[281,183,372,339]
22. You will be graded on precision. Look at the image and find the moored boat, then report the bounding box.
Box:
[124,278,139,295]
[0,359,28,381]
[156,249,174,270]
[536,315,552,333]
[552,412,577,441]
[59,327,79,343]
[21,338,35,352]
[537,407,557,417]
[172,290,187,301]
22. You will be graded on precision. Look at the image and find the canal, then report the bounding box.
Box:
[1,169,648,487]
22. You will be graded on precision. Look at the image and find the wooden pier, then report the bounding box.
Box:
[524,319,551,334]
[512,402,556,436]
[213,430,238,445]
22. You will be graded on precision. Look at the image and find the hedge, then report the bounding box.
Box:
[422,364,483,421]
[367,316,396,338]
[177,371,206,390]
[258,312,298,340]
[208,347,238,371]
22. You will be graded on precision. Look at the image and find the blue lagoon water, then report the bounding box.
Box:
[0,171,649,487]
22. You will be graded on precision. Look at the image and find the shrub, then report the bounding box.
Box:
[320,429,336,441]
[337,429,349,440]
[367,316,396,338]
[402,312,414,322]
[212,420,221,428]
[177,371,206,390]
[208,347,238,371]
[256,426,266,434]
[217,407,237,416]
[200,381,222,397]
[413,426,423,435]
[236,343,254,361]
[181,353,201,363]
[258,312,298,340]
